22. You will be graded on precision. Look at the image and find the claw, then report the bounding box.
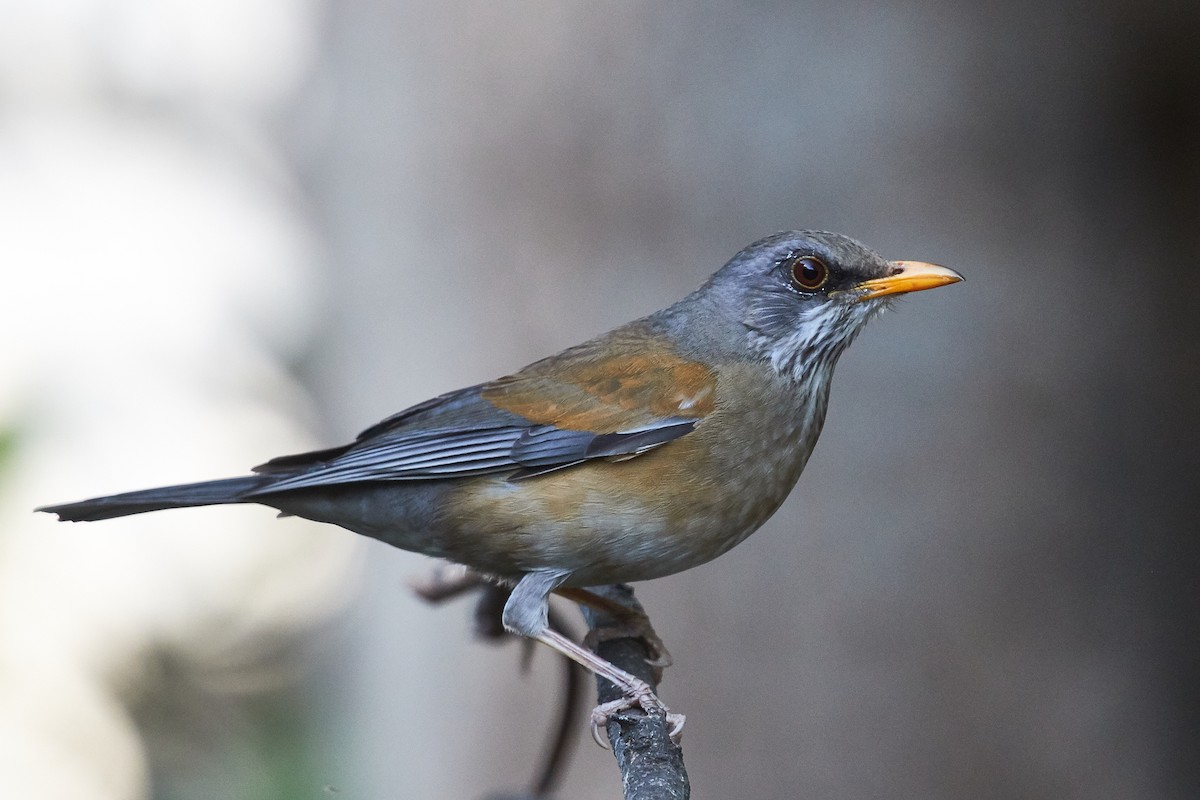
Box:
[591,717,611,749]
[408,563,483,603]
[665,711,686,743]
[587,689,686,748]
[644,650,673,670]
[583,623,673,670]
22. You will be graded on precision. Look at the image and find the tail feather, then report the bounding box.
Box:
[37,476,270,522]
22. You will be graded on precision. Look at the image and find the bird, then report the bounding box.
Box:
[39,230,962,737]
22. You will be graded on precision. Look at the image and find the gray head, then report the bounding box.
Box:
[680,230,962,381]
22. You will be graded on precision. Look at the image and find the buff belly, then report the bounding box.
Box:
[438,396,820,585]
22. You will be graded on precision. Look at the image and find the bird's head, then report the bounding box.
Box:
[693,230,962,382]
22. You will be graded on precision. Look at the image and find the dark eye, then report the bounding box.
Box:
[790,256,829,291]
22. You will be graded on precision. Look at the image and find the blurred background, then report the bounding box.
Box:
[2,1,1197,798]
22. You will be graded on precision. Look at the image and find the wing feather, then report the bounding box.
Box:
[248,323,715,494]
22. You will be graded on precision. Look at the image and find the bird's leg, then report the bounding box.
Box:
[556,586,673,670]
[504,571,684,743]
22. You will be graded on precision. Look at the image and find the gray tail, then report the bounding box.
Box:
[37,476,270,522]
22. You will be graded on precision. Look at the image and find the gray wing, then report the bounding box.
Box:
[246,387,696,494]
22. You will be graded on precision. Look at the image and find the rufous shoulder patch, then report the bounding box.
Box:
[481,327,716,433]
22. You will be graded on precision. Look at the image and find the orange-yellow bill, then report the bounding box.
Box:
[854,261,963,301]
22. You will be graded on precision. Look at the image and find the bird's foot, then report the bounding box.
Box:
[408,562,484,602]
[558,586,673,669]
[589,687,685,748]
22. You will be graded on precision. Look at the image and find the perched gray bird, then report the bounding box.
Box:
[40,230,962,735]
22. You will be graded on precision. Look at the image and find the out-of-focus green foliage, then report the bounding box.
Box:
[0,425,18,482]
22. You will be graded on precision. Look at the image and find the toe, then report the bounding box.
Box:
[665,712,686,744]
[590,716,611,749]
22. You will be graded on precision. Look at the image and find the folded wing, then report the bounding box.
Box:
[249,324,716,493]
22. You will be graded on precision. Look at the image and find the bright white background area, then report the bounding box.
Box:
[0,1,357,797]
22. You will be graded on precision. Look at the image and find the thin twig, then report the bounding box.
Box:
[414,571,689,799]
[536,603,585,797]
[579,585,690,800]
[413,570,584,799]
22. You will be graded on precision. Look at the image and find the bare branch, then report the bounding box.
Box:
[579,584,690,800]
[415,572,689,799]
